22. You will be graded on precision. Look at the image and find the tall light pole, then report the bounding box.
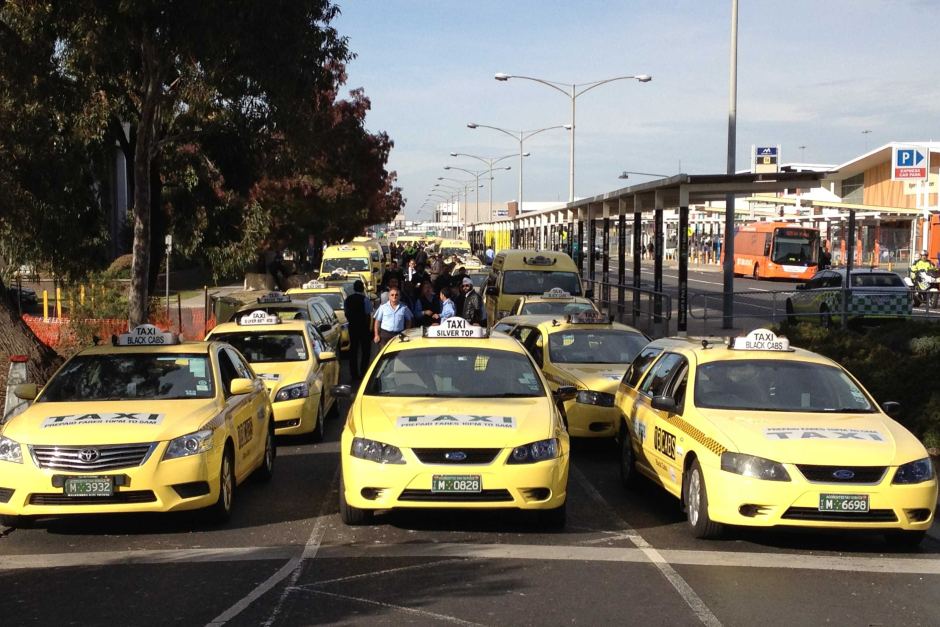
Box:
[723,0,739,330]
[437,177,482,237]
[467,122,570,216]
[434,182,475,237]
[451,151,523,220]
[445,165,511,225]
[495,71,652,203]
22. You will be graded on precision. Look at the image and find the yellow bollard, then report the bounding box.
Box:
[42,290,49,321]
[80,285,85,305]
[55,287,62,319]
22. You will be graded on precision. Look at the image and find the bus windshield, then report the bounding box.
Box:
[772,228,819,266]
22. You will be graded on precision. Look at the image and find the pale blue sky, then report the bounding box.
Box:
[334,0,940,219]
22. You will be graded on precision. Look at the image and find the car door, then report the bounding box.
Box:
[307,323,337,412]
[216,348,260,478]
[791,272,825,314]
[619,346,663,472]
[225,347,269,468]
[632,352,687,495]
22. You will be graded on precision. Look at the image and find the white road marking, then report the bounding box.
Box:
[0,546,298,570]
[206,469,338,627]
[307,589,483,626]
[301,558,469,588]
[571,467,722,627]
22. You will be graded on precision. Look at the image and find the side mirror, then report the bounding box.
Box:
[485,286,498,296]
[229,378,255,396]
[13,383,39,401]
[317,323,332,334]
[318,351,337,362]
[553,385,577,402]
[332,384,353,398]
[881,401,902,417]
[651,395,678,413]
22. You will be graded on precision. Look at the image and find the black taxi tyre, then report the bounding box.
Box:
[618,422,637,488]
[255,420,275,483]
[339,473,373,526]
[207,444,236,524]
[311,399,325,444]
[683,459,723,539]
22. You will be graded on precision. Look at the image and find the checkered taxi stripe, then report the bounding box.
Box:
[822,291,911,317]
[665,415,727,457]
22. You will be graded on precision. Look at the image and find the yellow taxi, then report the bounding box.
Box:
[484,250,583,323]
[507,288,599,317]
[233,292,343,353]
[206,311,339,441]
[334,317,571,527]
[287,280,351,352]
[505,311,649,438]
[0,325,274,527]
[615,328,938,546]
[439,238,483,270]
[321,243,379,292]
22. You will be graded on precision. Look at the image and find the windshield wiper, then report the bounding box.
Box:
[819,407,874,413]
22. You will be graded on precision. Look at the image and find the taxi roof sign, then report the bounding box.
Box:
[523,255,557,266]
[238,310,281,326]
[731,328,790,351]
[116,324,178,346]
[566,311,609,325]
[257,292,291,304]
[542,288,572,299]
[424,317,487,339]
[302,280,326,289]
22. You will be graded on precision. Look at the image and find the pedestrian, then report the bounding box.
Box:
[460,277,483,325]
[380,277,400,305]
[343,279,373,379]
[435,287,456,323]
[646,241,654,260]
[429,253,444,283]
[373,286,413,347]
[381,260,403,290]
[413,281,440,327]
[485,245,495,265]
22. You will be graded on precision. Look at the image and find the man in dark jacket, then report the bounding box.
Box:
[343,280,373,380]
[460,277,484,325]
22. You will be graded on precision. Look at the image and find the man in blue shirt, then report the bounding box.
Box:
[437,287,456,323]
[373,286,413,347]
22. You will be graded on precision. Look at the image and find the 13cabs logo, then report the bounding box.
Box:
[237,418,254,448]
[654,426,676,459]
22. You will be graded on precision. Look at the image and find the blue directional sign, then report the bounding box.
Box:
[892,145,927,180]
[756,146,778,157]
[752,145,780,172]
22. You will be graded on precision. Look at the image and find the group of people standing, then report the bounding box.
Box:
[342,242,485,380]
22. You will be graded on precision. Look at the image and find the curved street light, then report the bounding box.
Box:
[444,164,511,225]
[618,170,669,180]
[495,71,652,202]
[467,122,570,215]
[450,152,524,220]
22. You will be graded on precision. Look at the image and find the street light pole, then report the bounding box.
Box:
[467,122,569,216]
[723,0,739,330]
[495,72,652,203]
[451,152,520,220]
[445,165,511,226]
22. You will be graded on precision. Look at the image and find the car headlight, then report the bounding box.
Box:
[893,458,935,484]
[720,452,790,481]
[576,390,615,407]
[0,436,23,463]
[164,430,214,460]
[350,437,404,464]
[508,438,560,464]
[274,382,309,403]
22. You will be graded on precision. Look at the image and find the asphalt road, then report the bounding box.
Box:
[2,374,938,627]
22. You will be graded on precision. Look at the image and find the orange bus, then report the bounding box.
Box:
[732,221,820,280]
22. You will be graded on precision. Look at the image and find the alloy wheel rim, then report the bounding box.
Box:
[621,438,632,476]
[265,432,273,470]
[222,456,233,510]
[688,470,701,526]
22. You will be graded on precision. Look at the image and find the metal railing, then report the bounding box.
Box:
[583,278,672,338]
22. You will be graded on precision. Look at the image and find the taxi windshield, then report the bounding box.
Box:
[366,348,545,397]
[310,293,344,310]
[548,330,648,364]
[322,257,370,272]
[503,270,582,296]
[694,360,875,412]
[40,354,214,402]
[211,332,308,363]
[442,247,472,258]
[522,301,595,316]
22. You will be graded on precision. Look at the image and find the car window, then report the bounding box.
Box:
[639,353,684,397]
[521,330,543,368]
[510,325,535,344]
[548,330,648,364]
[623,347,662,388]
[493,323,516,334]
[225,348,254,380]
[522,301,596,316]
[210,331,309,363]
[852,273,904,287]
[502,271,582,296]
[669,363,689,414]
[217,349,241,396]
[823,273,842,288]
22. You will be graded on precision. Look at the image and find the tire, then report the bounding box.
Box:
[683,459,723,539]
[326,394,339,420]
[207,445,235,524]
[339,473,373,525]
[884,530,926,550]
[311,399,325,443]
[618,422,637,489]
[1,515,33,529]
[785,300,796,325]
[255,420,275,482]
[539,501,567,530]
[752,264,759,280]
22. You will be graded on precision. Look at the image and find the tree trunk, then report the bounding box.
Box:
[128,40,160,327]
[0,279,62,407]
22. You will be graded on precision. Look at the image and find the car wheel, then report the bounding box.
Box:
[339,473,373,526]
[752,264,759,280]
[539,501,567,530]
[311,399,325,443]
[785,300,796,325]
[255,421,275,482]
[884,530,926,550]
[618,422,637,488]
[326,394,339,420]
[683,459,723,539]
[207,445,235,524]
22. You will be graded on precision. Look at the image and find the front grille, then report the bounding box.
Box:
[28,490,157,506]
[796,465,887,484]
[412,448,501,465]
[30,443,155,472]
[782,507,897,523]
[398,489,513,502]
[0,487,14,503]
